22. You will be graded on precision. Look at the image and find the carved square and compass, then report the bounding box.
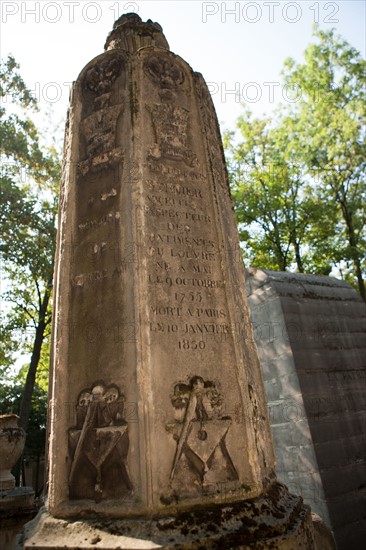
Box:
[68,382,132,502]
[167,376,238,494]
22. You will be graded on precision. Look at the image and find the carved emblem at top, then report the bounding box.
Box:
[144,55,184,99]
[146,103,198,167]
[84,57,123,95]
[79,56,124,176]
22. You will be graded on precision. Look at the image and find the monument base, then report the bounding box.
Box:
[0,487,35,517]
[20,483,333,549]
[0,487,36,550]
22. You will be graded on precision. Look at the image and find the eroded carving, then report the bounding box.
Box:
[79,57,125,176]
[79,104,124,176]
[78,106,123,173]
[144,55,184,100]
[146,103,198,167]
[105,14,169,53]
[166,376,238,490]
[84,57,123,95]
[68,381,132,502]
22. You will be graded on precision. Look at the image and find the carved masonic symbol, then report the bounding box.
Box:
[146,103,198,167]
[144,52,198,167]
[79,56,124,176]
[68,381,132,502]
[168,376,238,490]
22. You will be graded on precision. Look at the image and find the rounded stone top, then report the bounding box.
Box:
[105,13,170,52]
[0,413,21,429]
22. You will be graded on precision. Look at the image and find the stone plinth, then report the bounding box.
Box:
[246,268,366,550]
[1,487,36,550]
[0,487,35,517]
[22,13,332,549]
[23,483,317,549]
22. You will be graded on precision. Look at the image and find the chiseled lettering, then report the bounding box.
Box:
[183,323,231,334]
[192,264,212,274]
[171,249,216,261]
[149,233,216,249]
[196,308,226,318]
[73,270,108,287]
[151,306,182,317]
[146,179,204,198]
[185,212,211,222]
[78,211,120,231]
[147,161,206,183]
[187,307,226,318]
[156,261,170,271]
[148,274,225,289]
[146,193,190,208]
[173,277,226,288]
[144,205,211,223]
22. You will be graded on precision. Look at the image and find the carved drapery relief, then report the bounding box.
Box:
[81,106,122,158]
[79,57,124,176]
[79,104,124,175]
[144,53,197,167]
[68,381,132,502]
[166,376,238,492]
[146,103,198,167]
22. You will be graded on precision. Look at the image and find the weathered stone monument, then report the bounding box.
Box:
[246,269,366,550]
[22,14,332,548]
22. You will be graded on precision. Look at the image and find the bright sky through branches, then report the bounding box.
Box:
[1,1,365,132]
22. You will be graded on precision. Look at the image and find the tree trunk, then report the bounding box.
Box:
[353,255,366,302]
[340,199,366,303]
[294,241,304,273]
[18,288,50,430]
[273,232,289,272]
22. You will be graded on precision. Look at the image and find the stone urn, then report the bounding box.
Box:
[0,414,25,491]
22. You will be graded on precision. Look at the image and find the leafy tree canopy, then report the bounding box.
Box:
[0,55,61,441]
[225,26,366,300]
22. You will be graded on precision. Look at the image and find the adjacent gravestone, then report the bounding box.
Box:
[245,268,366,550]
[22,14,331,549]
[0,415,35,550]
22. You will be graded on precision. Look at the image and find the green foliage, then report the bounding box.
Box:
[0,55,43,172]
[283,27,366,297]
[0,55,60,447]
[225,111,328,273]
[225,27,366,299]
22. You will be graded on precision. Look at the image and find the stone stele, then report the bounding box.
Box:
[22,14,333,549]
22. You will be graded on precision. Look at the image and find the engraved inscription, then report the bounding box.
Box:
[73,270,108,287]
[68,381,133,502]
[78,211,120,231]
[142,159,230,349]
[147,161,206,182]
